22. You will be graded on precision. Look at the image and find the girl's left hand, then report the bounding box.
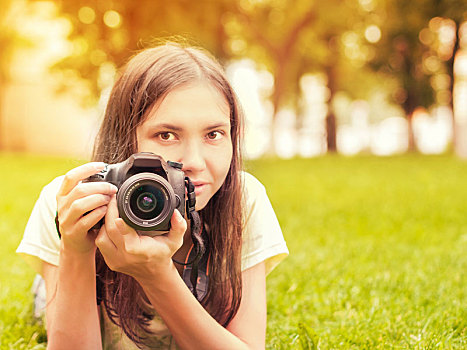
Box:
[95,195,187,281]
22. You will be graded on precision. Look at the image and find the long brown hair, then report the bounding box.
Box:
[92,42,244,345]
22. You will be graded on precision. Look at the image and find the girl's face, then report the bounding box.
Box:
[136,82,233,211]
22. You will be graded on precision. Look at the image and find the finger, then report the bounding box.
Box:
[104,195,126,248]
[58,162,106,196]
[95,226,118,257]
[116,218,144,254]
[77,205,108,232]
[67,194,112,223]
[166,210,187,248]
[68,181,118,202]
[105,195,119,223]
[115,218,136,236]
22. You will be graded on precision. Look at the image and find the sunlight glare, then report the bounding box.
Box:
[78,6,96,24]
[103,10,122,29]
[365,25,381,43]
[226,60,271,158]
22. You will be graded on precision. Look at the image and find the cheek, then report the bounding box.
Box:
[214,147,233,185]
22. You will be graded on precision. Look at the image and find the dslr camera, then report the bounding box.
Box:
[86,152,187,236]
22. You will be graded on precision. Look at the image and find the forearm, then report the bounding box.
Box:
[47,247,101,350]
[138,265,256,350]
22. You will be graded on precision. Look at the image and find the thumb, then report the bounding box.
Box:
[167,209,187,249]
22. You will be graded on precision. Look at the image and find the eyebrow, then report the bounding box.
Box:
[203,122,231,131]
[149,122,230,132]
[151,123,183,132]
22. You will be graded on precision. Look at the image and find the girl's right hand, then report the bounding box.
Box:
[56,162,118,255]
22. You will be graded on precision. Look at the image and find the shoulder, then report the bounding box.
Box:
[240,171,265,191]
[239,170,272,222]
[41,175,65,198]
[16,175,65,272]
[240,171,267,206]
[27,175,65,215]
[35,175,65,209]
[239,171,288,274]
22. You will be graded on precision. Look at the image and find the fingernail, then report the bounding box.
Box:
[94,162,106,170]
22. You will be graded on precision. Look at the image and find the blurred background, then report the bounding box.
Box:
[0,0,467,159]
[2,2,467,348]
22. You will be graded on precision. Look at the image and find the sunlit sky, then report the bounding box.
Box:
[4,1,467,158]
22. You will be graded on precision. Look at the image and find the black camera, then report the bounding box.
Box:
[86,152,187,236]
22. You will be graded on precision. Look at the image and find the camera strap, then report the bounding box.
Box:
[182,238,209,301]
[171,177,207,301]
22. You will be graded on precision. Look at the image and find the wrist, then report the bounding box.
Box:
[135,260,180,291]
[57,243,97,286]
[60,242,96,262]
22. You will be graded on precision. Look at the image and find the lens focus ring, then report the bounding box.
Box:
[117,173,176,231]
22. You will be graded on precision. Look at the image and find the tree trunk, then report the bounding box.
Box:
[402,91,417,152]
[447,21,460,151]
[267,59,287,156]
[400,48,418,152]
[326,111,337,152]
[406,110,416,152]
[325,65,337,152]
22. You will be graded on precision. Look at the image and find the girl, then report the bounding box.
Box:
[17,42,288,349]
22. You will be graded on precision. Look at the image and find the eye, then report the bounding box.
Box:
[157,132,176,141]
[206,131,223,140]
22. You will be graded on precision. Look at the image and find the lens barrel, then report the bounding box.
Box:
[117,173,176,231]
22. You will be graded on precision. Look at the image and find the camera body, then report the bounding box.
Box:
[86,152,186,236]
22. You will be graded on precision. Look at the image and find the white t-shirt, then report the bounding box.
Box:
[17,171,288,348]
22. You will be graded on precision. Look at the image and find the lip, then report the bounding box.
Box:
[191,181,209,196]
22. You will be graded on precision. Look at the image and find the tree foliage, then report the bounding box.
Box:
[9,0,467,154]
[224,0,373,151]
[48,0,236,103]
[366,0,467,150]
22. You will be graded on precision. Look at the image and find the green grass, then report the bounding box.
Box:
[1,153,466,349]
[0,153,83,349]
[246,155,467,349]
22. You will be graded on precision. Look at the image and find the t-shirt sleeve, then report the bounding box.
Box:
[241,172,288,275]
[16,176,64,275]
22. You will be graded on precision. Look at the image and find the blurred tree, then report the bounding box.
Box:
[301,0,371,152]
[226,0,316,152]
[225,0,369,153]
[42,0,236,105]
[35,0,372,155]
[433,0,467,148]
[366,0,466,151]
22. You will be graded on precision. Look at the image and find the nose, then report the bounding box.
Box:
[179,141,206,174]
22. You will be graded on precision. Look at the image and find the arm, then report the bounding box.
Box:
[43,251,101,350]
[96,199,267,350]
[45,163,118,350]
[141,261,267,350]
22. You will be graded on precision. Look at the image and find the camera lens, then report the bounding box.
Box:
[136,192,156,212]
[117,172,177,232]
[129,184,166,220]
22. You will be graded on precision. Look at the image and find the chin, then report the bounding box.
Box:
[194,197,209,211]
[195,203,206,211]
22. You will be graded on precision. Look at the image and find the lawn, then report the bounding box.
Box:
[1,153,466,349]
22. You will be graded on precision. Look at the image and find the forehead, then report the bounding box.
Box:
[144,82,230,126]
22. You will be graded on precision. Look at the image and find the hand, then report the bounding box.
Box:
[95,195,187,282]
[56,162,118,255]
